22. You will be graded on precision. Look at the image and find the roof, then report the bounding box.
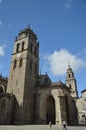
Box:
[51,80,65,86]
[51,80,70,92]
[81,89,86,93]
[0,75,8,81]
[37,74,52,87]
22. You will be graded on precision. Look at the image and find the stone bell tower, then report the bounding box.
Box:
[66,64,78,99]
[7,27,39,124]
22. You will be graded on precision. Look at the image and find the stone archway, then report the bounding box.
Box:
[46,96,55,124]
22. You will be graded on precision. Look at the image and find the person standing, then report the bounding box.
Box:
[62,121,67,130]
[49,121,52,130]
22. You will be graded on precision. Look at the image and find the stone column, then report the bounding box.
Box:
[52,90,67,126]
[55,96,62,125]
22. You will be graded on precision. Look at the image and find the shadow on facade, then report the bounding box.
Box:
[65,95,78,126]
[46,96,55,124]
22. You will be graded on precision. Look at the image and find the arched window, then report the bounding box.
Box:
[0,86,3,93]
[13,59,17,70]
[22,41,25,51]
[69,84,71,89]
[68,74,70,78]
[16,43,20,52]
[19,58,23,67]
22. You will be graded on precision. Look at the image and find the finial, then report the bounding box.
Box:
[68,61,70,68]
[28,24,30,29]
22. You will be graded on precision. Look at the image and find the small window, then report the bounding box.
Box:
[16,43,20,52]
[82,115,85,117]
[68,74,70,78]
[13,59,17,70]
[69,84,71,89]
[19,58,23,67]
[22,41,25,51]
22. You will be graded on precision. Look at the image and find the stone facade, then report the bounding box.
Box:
[0,27,85,125]
[36,80,77,125]
[0,93,14,124]
[76,90,86,125]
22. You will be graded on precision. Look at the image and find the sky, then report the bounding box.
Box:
[0,0,86,96]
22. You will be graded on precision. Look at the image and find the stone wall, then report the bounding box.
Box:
[36,83,76,126]
[0,93,14,124]
[76,90,86,125]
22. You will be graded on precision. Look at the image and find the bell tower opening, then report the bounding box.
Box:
[46,96,55,124]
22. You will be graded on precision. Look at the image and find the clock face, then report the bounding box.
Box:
[17,53,21,58]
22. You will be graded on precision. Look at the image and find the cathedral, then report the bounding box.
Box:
[0,27,86,125]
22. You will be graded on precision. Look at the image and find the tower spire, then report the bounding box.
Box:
[66,64,78,99]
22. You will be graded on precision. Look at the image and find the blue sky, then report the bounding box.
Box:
[0,0,86,96]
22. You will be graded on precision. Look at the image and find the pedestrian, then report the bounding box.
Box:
[62,121,67,130]
[49,121,52,130]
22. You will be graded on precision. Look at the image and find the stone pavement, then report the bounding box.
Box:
[0,125,86,130]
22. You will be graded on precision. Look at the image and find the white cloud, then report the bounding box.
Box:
[64,0,73,10]
[0,45,6,56]
[43,49,86,76]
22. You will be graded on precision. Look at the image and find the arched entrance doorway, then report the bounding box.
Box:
[46,96,55,124]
